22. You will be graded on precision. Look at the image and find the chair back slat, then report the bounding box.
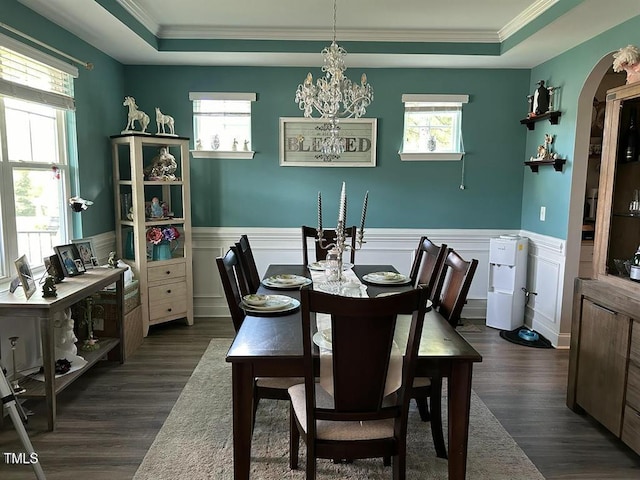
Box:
[331,313,396,412]
[432,250,478,328]
[409,236,448,300]
[215,247,246,332]
[299,286,428,428]
[301,225,357,265]
[235,234,261,295]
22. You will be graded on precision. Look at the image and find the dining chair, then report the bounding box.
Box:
[420,248,479,459]
[432,249,479,329]
[407,237,449,457]
[234,234,261,296]
[216,247,301,424]
[215,247,246,333]
[288,285,429,479]
[408,236,448,300]
[301,225,357,265]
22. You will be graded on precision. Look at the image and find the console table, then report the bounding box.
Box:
[0,267,125,431]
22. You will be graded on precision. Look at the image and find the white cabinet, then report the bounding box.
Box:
[110,134,193,336]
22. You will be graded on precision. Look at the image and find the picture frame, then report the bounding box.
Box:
[54,243,84,277]
[14,255,37,299]
[279,117,377,167]
[43,254,65,283]
[72,238,96,269]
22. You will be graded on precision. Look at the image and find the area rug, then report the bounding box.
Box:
[134,338,544,480]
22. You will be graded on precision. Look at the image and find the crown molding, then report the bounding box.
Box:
[117,0,160,36]
[159,25,500,43]
[498,0,559,41]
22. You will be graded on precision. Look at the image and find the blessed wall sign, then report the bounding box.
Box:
[279,117,377,167]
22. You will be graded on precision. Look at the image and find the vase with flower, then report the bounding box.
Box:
[146,225,180,260]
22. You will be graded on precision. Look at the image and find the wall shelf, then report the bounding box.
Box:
[524,158,566,172]
[520,111,562,130]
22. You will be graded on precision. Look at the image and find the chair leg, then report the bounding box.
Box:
[252,393,260,433]
[289,404,299,470]
[415,395,431,422]
[306,441,316,480]
[430,376,447,459]
[392,453,405,480]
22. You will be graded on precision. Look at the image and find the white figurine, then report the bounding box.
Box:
[53,308,86,368]
[122,96,150,133]
[155,107,176,136]
[613,45,640,84]
[232,138,238,151]
[144,146,177,180]
[243,140,249,151]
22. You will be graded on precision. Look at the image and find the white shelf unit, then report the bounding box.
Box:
[111,133,193,336]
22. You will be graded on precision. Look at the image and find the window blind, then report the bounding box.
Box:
[0,43,76,110]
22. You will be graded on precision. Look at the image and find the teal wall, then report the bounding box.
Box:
[23,0,640,236]
[2,0,124,238]
[124,66,529,228]
[523,14,640,238]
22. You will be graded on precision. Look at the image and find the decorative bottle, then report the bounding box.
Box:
[624,108,638,163]
[631,245,640,281]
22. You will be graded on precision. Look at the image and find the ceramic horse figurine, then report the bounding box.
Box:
[122,96,150,133]
[155,107,175,135]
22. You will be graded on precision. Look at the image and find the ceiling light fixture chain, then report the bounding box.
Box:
[294,0,373,161]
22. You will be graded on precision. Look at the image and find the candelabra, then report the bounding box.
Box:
[75,295,104,351]
[316,182,368,282]
[9,336,26,394]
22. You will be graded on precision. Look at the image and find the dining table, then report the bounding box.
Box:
[225,263,482,479]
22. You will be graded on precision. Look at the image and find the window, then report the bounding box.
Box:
[0,34,76,283]
[399,94,468,161]
[189,92,256,159]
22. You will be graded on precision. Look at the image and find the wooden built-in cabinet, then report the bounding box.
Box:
[568,82,640,455]
[568,279,640,454]
[110,134,193,336]
[593,82,640,287]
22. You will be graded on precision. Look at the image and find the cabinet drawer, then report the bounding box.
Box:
[627,362,640,412]
[631,322,640,366]
[148,280,187,305]
[149,297,187,321]
[622,405,640,456]
[147,263,186,283]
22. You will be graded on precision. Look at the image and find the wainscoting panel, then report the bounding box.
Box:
[95,228,568,346]
[192,227,512,324]
[521,231,567,348]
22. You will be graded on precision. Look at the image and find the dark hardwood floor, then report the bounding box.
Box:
[1,319,639,479]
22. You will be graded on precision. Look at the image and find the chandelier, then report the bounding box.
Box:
[294,0,373,160]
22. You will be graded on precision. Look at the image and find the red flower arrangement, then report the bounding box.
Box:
[146,225,180,245]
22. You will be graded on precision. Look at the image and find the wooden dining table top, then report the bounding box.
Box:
[226,264,482,365]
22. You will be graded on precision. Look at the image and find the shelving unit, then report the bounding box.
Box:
[20,338,120,397]
[0,267,125,430]
[568,82,640,456]
[111,134,193,336]
[523,158,566,172]
[519,111,562,130]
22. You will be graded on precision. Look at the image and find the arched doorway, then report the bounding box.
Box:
[561,54,625,342]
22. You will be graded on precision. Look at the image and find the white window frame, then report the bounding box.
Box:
[399,94,468,161]
[0,35,75,287]
[189,92,256,159]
